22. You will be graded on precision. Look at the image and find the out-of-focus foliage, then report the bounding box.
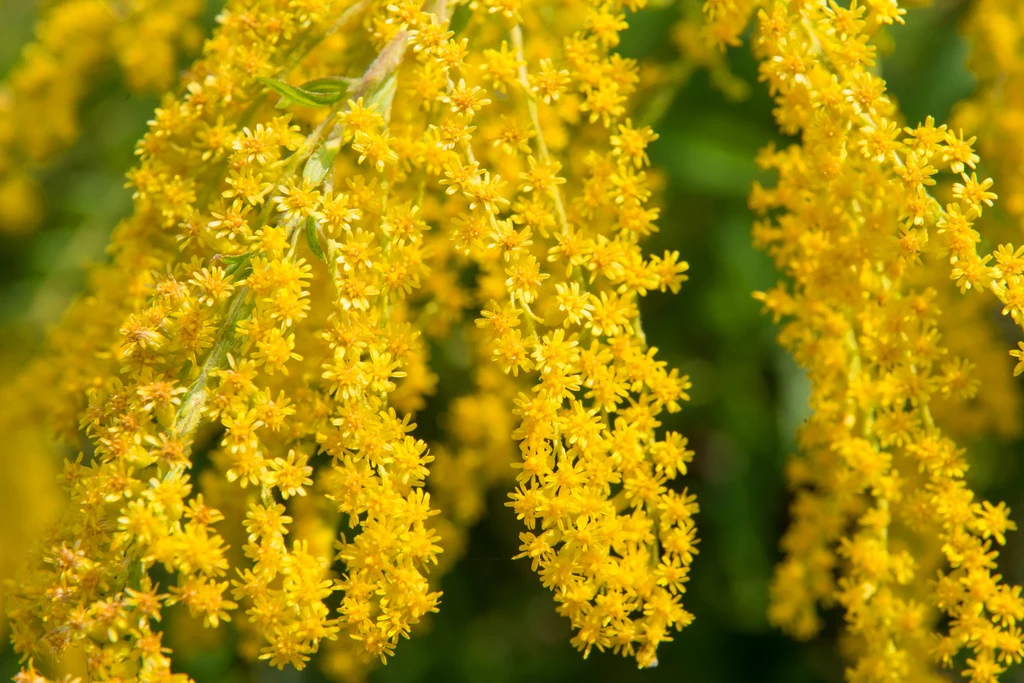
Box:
[0,0,206,233]
[1,0,1023,682]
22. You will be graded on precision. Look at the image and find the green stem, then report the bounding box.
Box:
[173,285,252,442]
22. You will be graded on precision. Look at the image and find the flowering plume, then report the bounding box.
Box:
[3,0,697,678]
[704,0,1024,680]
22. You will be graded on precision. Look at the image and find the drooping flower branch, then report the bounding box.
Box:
[704,1,1024,680]
[5,0,699,678]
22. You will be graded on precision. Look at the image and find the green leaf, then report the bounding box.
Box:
[367,72,398,121]
[303,137,340,185]
[449,2,472,37]
[305,216,327,262]
[299,77,356,95]
[127,558,145,591]
[176,359,194,384]
[257,77,345,108]
[222,253,253,278]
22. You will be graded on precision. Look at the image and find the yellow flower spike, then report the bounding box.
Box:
[0,0,715,675]
[706,0,1024,680]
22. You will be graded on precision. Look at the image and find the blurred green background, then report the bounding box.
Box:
[3,0,1023,681]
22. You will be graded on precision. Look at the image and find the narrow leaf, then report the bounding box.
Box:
[303,137,341,185]
[257,77,344,107]
[299,77,356,94]
[449,2,472,36]
[367,72,398,123]
[127,559,145,591]
[222,253,253,277]
[306,216,327,262]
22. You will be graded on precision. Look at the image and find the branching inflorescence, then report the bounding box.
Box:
[703,0,1024,681]
[6,0,1024,681]
[4,0,696,679]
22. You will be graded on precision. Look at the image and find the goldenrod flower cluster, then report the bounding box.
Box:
[9,0,1024,680]
[669,0,749,104]
[0,0,206,233]
[3,0,698,679]
[954,0,1024,230]
[701,0,1024,681]
[949,1,1024,387]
